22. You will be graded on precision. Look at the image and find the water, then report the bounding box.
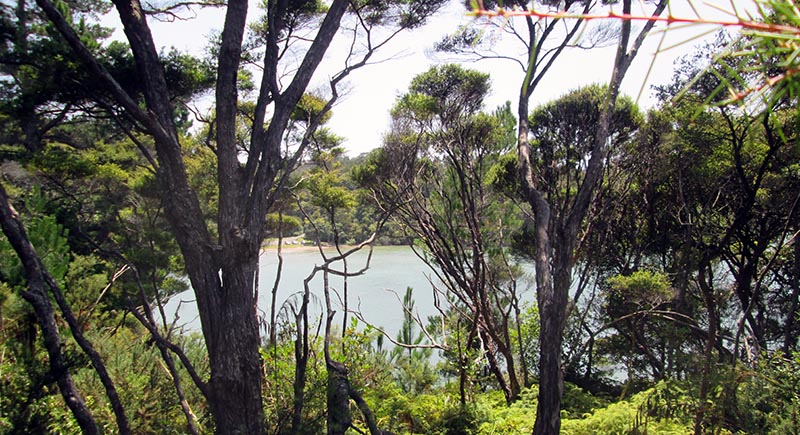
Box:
[162,246,450,340]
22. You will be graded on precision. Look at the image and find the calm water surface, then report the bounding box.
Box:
[163,246,467,338]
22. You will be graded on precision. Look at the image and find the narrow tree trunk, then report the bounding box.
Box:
[0,184,100,435]
[504,343,522,402]
[480,327,514,403]
[24,291,101,435]
[135,277,201,435]
[694,265,719,435]
[784,230,800,354]
[516,2,667,433]
[513,299,531,387]
[156,340,202,435]
[350,387,383,435]
[322,268,352,435]
[291,266,314,434]
[458,319,471,408]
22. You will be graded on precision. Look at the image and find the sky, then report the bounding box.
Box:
[108,0,754,156]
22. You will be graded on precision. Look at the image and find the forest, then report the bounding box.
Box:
[0,0,798,434]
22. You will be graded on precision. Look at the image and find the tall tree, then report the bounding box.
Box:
[516,84,645,389]
[444,0,667,430]
[652,40,799,434]
[355,64,525,403]
[4,0,447,433]
[488,1,668,433]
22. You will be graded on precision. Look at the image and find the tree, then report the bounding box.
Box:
[654,40,798,434]
[355,64,526,403]
[1,0,448,433]
[390,287,436,395]
[0,186,102,434]
[460,1,668,432]
[567,34,800,433]
[510,84,646,391]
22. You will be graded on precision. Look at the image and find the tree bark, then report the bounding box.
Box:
[694,262,719,435]
[327,359,353,435]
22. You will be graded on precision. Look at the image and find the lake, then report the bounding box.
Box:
[162,245,536,341]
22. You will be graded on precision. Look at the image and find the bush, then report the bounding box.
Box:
[561,382,693,435]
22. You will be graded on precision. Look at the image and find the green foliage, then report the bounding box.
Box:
[527,84,643,209]
[262,338,326,434]
[291,93,333,124]
[264,212,303,236]
[0,288,53,433]
[561,383,610,419]
[744,352,800,435]
[689,1,800,115]
[348,0,450,29]
[485,151,520,196]
[303,170,356,211]
[250,0,328,42]
[605,270,673,318]
[0,185,206,433]
[71,327,210,434]
[350,148,390,190]
[393,64,490,123]
[509,301,539,380]
[183,137,220,221]
[0,1,211,155]
[104,42,215,111]
[367,386,489,435]
[390,287,436,395]
[476,389,536,434]
[295,149,409,245]
[1,1,798,432]
[0,187,70,289]
[561,382,693,435]
[690,354,800,435]
[370,386,448,434]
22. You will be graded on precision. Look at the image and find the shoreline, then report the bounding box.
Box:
[260,236,407,253]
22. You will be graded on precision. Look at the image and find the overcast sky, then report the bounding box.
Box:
[109,0,753,156]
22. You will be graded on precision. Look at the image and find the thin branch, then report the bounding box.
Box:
[470,6,800,36]
[128,307,210,399]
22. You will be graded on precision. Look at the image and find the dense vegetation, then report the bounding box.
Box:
[0,0,798,434]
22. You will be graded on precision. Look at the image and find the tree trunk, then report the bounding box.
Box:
[528,195,562,435]
[0,184,100,435]
[206,258,265,435]
[480,327,514,402]
[694,263,719,435]
[350,386,383,435]
[784,231,800,354]
[327,359,353,435]
[515,3,668,434]
[23,290,101,435]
